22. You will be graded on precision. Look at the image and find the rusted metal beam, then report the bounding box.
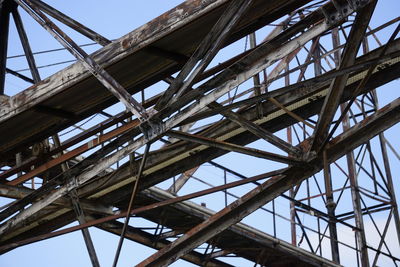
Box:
[150,8,330,123]
[0,169,285,249]
[0,6,395,238]
[0,184,114,216]
[323,22,400,150]
[0,110,132,181]
[5,118,139,186]
[322,150,340,263]
[0,14,331,233]
[185,45,400,124]
[167,166,199,194]
[2,45,398,240]
[3,45,397,241]
[136,97,400,267]
[268,97,315,128]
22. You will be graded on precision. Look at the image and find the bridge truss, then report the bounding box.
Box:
[0,0,399,266]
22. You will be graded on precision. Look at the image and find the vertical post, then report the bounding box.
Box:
[224,170,228,207]
[52,134,100,267]
[344,142,370,267]
[285,64,296,246]
[70,189,101,267]
[312,37,322,76]
[363,38,400,247]
[0,0,12,95]
[323,150,340,264]
[332,27,369,266]
[249,32,263,118]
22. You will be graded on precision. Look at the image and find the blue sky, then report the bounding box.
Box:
[1,0,400,266]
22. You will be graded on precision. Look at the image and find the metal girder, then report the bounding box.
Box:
[5,67,34,83]
[149,8,329,123]
[112,143,150,267]
[0,169,285,251]
[0,2,400,267]
[137,97,400,267]
[0,57,396,262]
[167,166,199,194]
[0,183,114,216]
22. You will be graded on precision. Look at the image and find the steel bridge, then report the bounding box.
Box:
[0,0,399,266]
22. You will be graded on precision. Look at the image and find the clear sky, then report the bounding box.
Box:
[1,0,399,266]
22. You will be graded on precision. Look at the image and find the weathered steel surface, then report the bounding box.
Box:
[1,0,399,266]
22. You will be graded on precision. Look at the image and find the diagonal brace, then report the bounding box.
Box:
[208,102,302,156]
[167,130,301,165]
[31,0,111,46]
[154,0,253,110]
[15,0,148,122]
[310,1,377,152]
[70,188,100,267]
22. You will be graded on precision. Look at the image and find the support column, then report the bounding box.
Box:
[363,35,400,249]
[332,27,369,267]
[0,0,12,95]
[323,150,340,264]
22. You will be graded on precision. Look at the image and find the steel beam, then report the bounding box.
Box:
[0,0,12,95]
[2,39,398,238]
[209,102,301,155]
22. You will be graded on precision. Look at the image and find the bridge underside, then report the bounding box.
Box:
[0,0,399,266]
